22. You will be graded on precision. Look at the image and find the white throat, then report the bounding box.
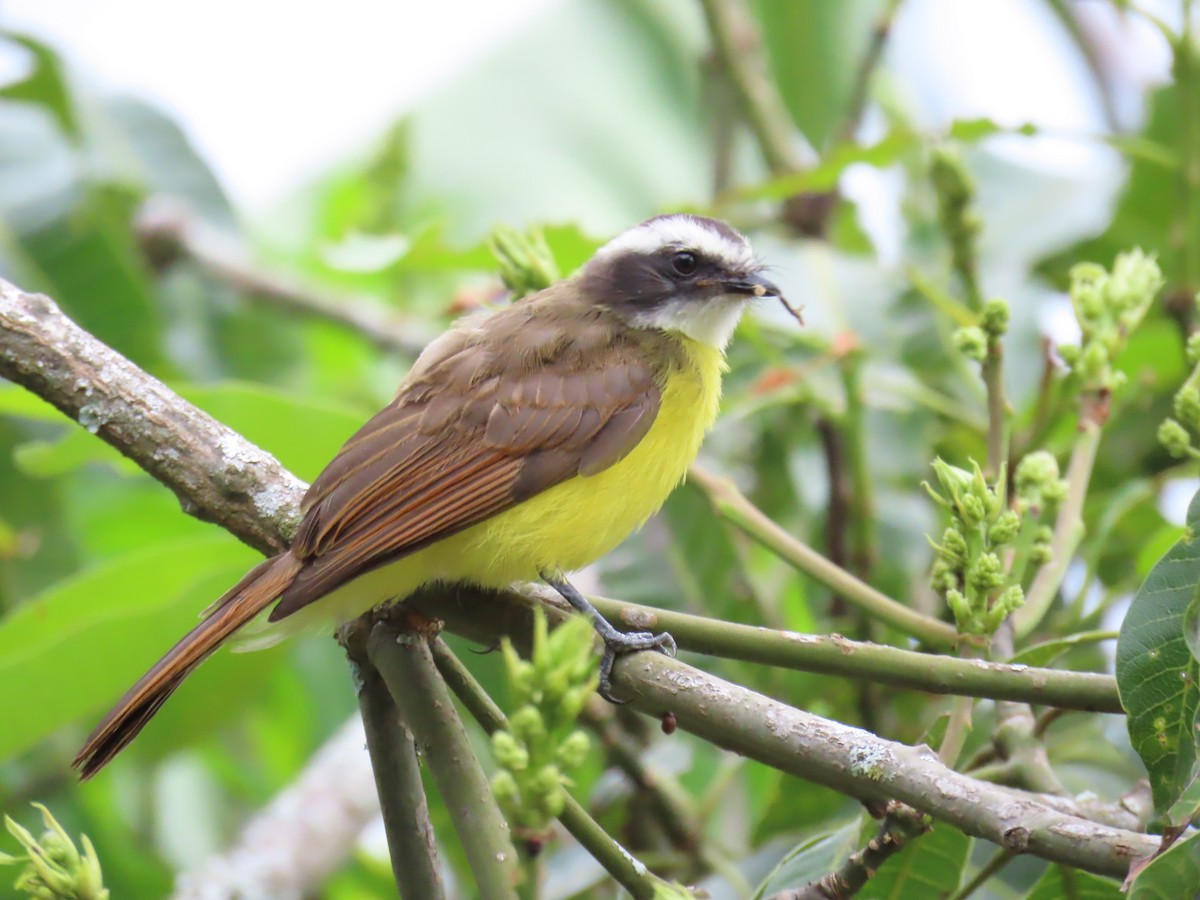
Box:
[637,297,745,349]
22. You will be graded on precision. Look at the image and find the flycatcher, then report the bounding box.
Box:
[75,213,785,777]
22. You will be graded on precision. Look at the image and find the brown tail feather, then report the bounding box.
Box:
[73,553,304,779]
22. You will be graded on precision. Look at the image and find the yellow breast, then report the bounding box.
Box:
[270,336,725,637]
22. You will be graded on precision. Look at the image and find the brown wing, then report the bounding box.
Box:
[270,297,663,620]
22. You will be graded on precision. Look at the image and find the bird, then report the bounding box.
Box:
[74,213,787,778]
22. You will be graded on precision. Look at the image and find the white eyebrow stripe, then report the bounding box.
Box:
[594,215,754,270]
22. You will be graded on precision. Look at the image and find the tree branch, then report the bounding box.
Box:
[614,654,1152,879]
[689,464,961,647]
[697,0,804,175]
[0,279,302,555]
[137,202,429,356]
[366,621,519,898]
[586,596,1119,712]
[340,620,444,899]
[428,639,674,899]
[171,717,380,899]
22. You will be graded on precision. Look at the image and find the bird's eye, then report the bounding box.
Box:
[672,251,698,276]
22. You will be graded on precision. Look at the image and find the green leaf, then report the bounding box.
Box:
[1116,487,1200,813]
[0,385,66,422]
[1164,768,1200,828]
[2,382,368,483]
[14,435,137,479]
[754,0,879,149]
[1029,865,1122,899]
[0,536,257,760]
[1037,81,1192,287]
[1010,630,1118,668]
[752,817,862,899]
[859,823,970,899]
[181,383,368,481]
[0,32,79,138]
[1129,831,1200,899]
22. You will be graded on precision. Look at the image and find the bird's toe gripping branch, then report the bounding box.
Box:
[543,576,677,703]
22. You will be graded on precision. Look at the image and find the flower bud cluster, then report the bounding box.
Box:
[1159,311,1200,460]
[1,804,108,900]
[490,611,598,834]
[1057,250,1164,395]
[925,458,1025,635]
[488,224,560,300]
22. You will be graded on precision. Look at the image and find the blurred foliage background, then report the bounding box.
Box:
[0,0,1197,897]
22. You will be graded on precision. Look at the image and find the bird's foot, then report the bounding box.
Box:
[596,629,676,703]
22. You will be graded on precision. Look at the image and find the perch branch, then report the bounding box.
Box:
[586,596,1120,712]
[689,464,961,647]
[366,622,519,898]
[340,620,444,899]
[429,639,673,899]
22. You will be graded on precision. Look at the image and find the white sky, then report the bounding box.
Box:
[0,0,1172,214]
[2,0,564,208]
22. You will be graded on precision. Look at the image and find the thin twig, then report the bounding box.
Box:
[774,803,929,900]
[429,640,671,900]
[586,596,1120,711]
[137,201,429,356]
[835,0,906,145]
[1013,420,1102,637]
[340,620,444,899]
[367,621,519,899]
[945,848,1015,900]
[689,463,962,647]
[697,0,804,174]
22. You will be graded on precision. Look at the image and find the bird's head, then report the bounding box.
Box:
[578,213,783,349]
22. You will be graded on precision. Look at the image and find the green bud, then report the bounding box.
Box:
[967,552,1005,593]
[1030,542,1053,566]
[998,584,1025,613]
[1109,248,1164,321]
[1176,386,1200,431]
[1,805,108,900]
[1080,341,1108,378]
[1159,418,1194,459]
[556,731,590,770]
[1057,344,1080,366]
[491,770,519,806]
[1014,450,1066,513]
[981,298,1010,336]
[989,509,1020,545]
[492,730,529,771]
[946,588,973,629]
[529,765,563,800]
[984,585,1025,631]
[953,326,988,361]
[942,526,968,561]
[1186,333,1200,366]
[930,558,958,593]
[931,457,972,499]
[488,224,560,301]
[959,493,986,526]
[510,707,546,745]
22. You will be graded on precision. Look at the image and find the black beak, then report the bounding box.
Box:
[723,271,781,298]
